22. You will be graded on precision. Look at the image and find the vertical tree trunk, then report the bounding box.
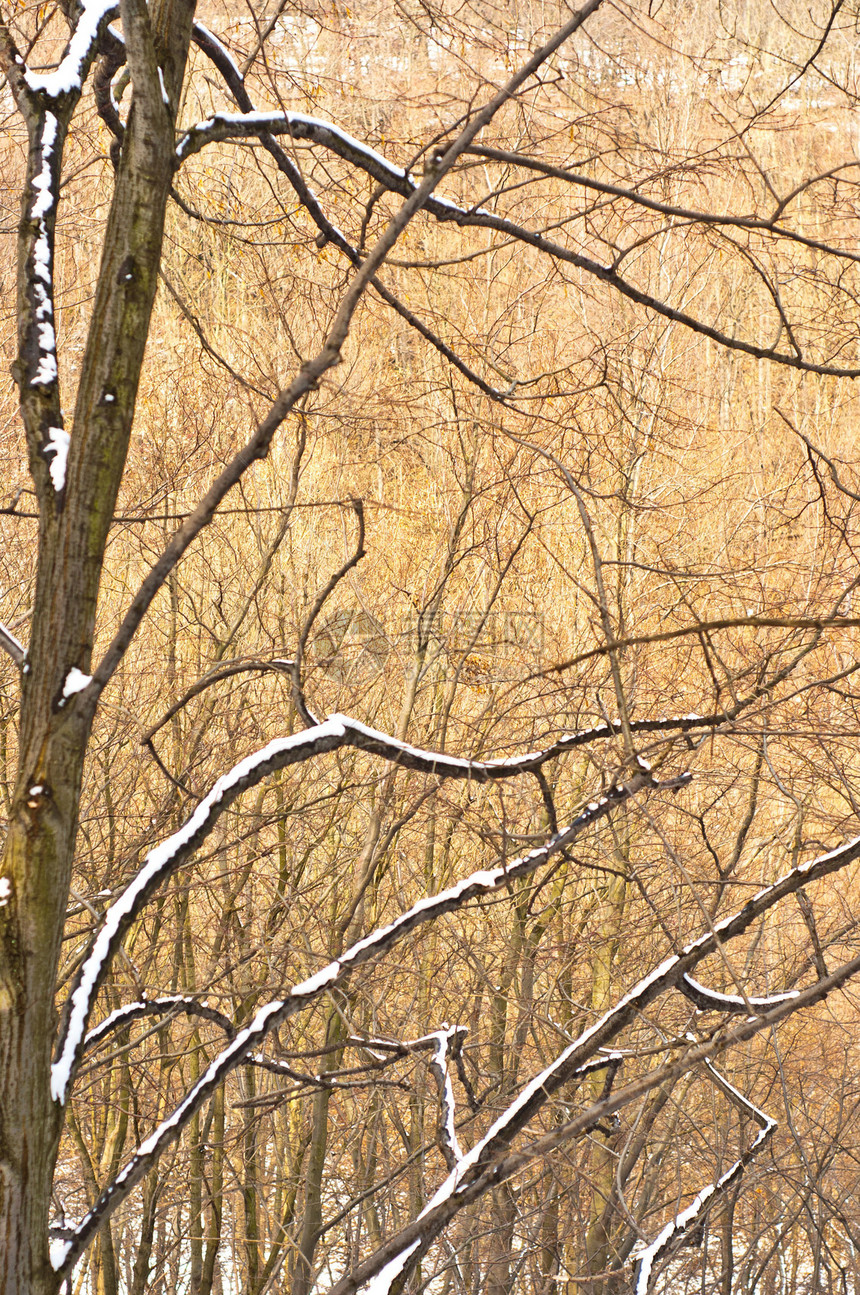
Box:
[0,0,195,1284]
[583,836,628,1294]
[291,1009,348,1295]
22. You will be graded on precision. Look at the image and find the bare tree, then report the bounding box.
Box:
[3,0,860,1292]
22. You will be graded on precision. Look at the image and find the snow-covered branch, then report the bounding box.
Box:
[54,711,694,1107]
[176,109,408,173]
[23,0,118,97]
[342,943,860,1295]
[337,1051,625,1295]
[188,25,516,404]
[24,112,62,401]
[632,1061,775,1294]
[679,974,800,1014]
[53,764,680,1274]
[175,113,860,380]
[0,620,25,668]
[317,841,860,1295]
[9,0,119,490]
[83,994,226,1049]
[84,996,400,1087]
[53,784,860,1282]
[423,1027,467,1169]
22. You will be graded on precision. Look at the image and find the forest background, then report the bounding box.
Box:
[4,0,860,1292]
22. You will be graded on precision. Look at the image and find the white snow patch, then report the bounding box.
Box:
[31,112,58,218]
[24,0,118,96]
[50,1238,72,1271]
[291,963,340,995]
[62,667,92,698]
[45,426,70,490]
[427,1029,463,1161]
[29,115,60,387]
[32,328,57,386]
[359,1244,421,1295]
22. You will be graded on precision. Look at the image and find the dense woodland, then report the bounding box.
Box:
[3,0,860,1291]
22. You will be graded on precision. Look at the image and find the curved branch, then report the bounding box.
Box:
[633,1062,776,1294]
[55,734,682,1106]
[291,498,365,727]
[176,110,860,379]
[84,994,233,1049]
[53,763,679,1271]
[545,614,860,676]
[21,0,118,97]
[58,649,848,1115]
[140,658,293,744]
[425,1027,467,1169]
[678,974,800,1015]
[84,995,352,1084]
[189,24,516,403]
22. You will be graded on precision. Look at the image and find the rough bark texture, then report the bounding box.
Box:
[0,0,196,1286]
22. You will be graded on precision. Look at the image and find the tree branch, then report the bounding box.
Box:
[632,1061,775,1294]
[544,615,860,676]
[291,498,365,727]
[53,763,679,1270]
[176,112,860,379]
[0,621,26,669]
[463,145,860,266]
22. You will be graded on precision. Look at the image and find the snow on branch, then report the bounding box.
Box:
[27,112,62,397]
[679,974,800,1015]
[192,22,244,88]
[53,710,696,1107]
[24,0,118,97]
[52,714,344,1105]
[84,995,350,1085]
[632,1060,775,1294]
[345,968,844,1295]
[175,105,860,379]
[176,109,408,176]
[85,994,236,1050]
[187,28,519,407]
[58,804,860,1282]
[53,765,683,1274]
[319,844,860,1295]
[51,705,860,1285]
[423,1027,467,1168]
[0,619,25,668]
[11,0,118,420]
[347,1050,625,1295]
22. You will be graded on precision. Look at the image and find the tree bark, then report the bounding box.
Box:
[0,0,195,1286]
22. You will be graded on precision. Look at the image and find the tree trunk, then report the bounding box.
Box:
[0,0,195,1285]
